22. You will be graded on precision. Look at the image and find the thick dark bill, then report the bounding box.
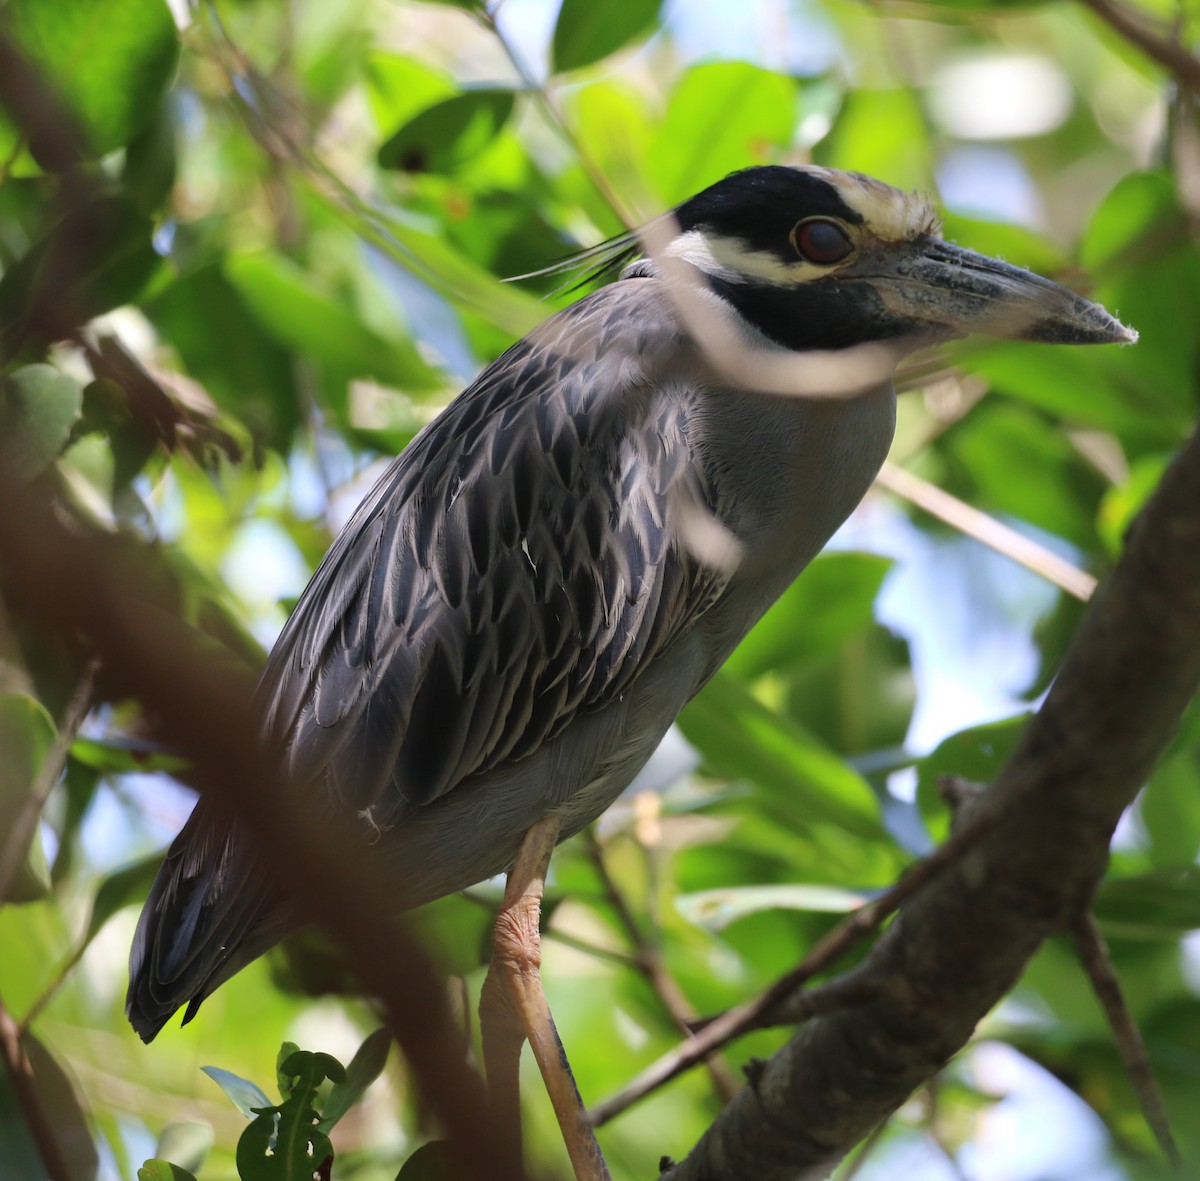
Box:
[865,237,1137,346]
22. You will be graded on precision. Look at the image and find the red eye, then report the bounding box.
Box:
[791,218,853,265]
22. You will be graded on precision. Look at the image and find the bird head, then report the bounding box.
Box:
[660,165,1136,352]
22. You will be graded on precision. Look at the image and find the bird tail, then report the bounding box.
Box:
[126,801,289,1042]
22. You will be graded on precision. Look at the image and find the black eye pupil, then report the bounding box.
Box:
[794,219,852,264]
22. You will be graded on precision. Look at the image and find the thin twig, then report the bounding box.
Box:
[1076,0,1200,91]
[584,831,740,1104]
[0,657,99,904]
[589,806,997,1127]
[1071,912,1181,1167]
[875,461,1098,602]
[476,8,640,228]
[0,990,72,1181]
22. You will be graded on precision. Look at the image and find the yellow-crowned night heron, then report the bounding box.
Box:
[128,165,1133,1175]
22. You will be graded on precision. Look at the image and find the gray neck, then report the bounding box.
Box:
[690,380,897,635]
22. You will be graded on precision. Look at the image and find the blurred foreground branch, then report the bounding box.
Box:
[660,423,1200,1179]
[0,478,522,1181]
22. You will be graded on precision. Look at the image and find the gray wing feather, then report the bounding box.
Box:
[257,284,718,813]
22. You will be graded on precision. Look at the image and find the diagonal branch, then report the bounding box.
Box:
[1076,0,1200,91]
[658,422,1200,1179]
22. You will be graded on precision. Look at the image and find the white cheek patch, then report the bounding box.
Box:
[663,228,818,285]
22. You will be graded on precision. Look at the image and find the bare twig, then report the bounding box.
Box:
[476,8,640,228]
[583,831,740,1104]
[875,461,1098,602]
[0,990,72,1181]
[589,806,996,1127]
[0,657,99,905]
[1071,911,1181,1167]
[1076,0,1200,91]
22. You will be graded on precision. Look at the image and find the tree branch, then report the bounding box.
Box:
[660,423,1200,1179]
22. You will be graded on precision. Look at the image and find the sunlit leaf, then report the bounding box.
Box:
[3,0,179,160]
[224,250,442,392]
[0,364,83,482]
[378,89,516,174]
[647,62,797,205]
[551,0,662,74]
[676,882,871,931]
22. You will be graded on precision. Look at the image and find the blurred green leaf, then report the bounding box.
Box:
[378,89,516,174]
[3,0,178,160]
[941,400,1106,550]
[680,672,887,840]
[319,1028,390,1130]
[397,1141,458,1181]
[1094,869,1200,938]
[916,716,1026,838]
[0,195,160,362]
[144,263,298,453]
[647,62,797,205]
[137,1163,199,1181]
[0,1031,99,1180]
[152,1123,213,1176]
[83,856,162,945]
[364,53,457,135]
[551,0,662,74]
[224,250,443,393]
[1139,744,1200,867]
[201,1065,274,1118]
[819,88,933,190]
[0,364,83,481]
[726,553,892,681]
[0,692,55,903]
[676,882,870,931]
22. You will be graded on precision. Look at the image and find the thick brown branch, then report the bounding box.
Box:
[661,425,1200,1179]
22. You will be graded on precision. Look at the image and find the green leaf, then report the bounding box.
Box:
[819,88,933,191]
[4,0,179,160]
[396,1141,458,1181]
[0,194,160,361]
[152,1123,213,1176]
[0,1031,99,1180]
[138,1163,200,1181]
[915,716,1026,839]
[647,62,797,205]
[680,672,887,841]
[1094,869,1200,939]
[144,263,298,452]
[319,1028,391,1130]
[941,400,1106,551]
[551,0,662,74]
[0,693,56,903]
[726,552,893,681]
[83,856,163,945]
[0,364,83,482]
[201,1065,274,1118]
[676,882,871,932]
[378,88,516,173]
[223,250,442,392]
[364,53,458,136]
[236,1051,344,1181]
